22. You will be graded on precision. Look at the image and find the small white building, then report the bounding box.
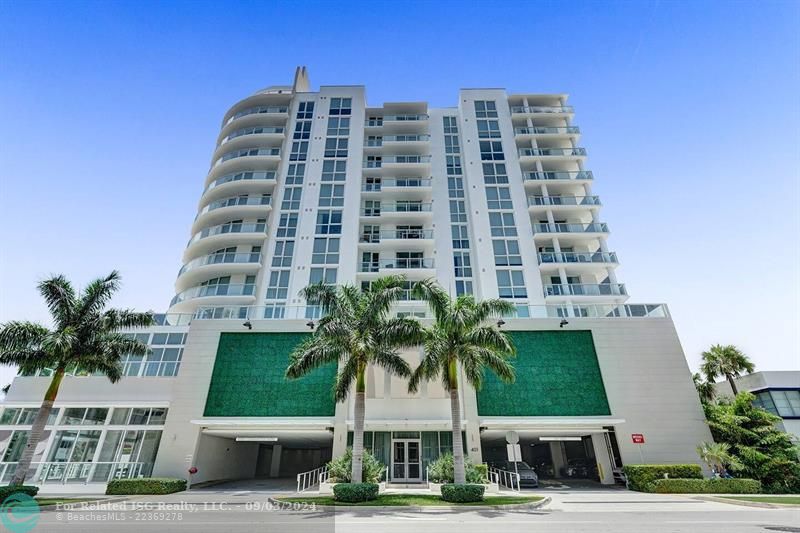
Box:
[0,68,713,491]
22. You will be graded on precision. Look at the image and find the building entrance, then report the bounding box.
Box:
[391,439,422,482]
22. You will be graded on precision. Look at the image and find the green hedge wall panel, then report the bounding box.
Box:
[476,330,610,416]
[204,332,336,417]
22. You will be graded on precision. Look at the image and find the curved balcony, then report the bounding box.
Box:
[185,221,267,259]
[358,258,435,274]
[176,252,262,291]
[359,229,434,249]
[169,283,257,313]
[219,126,285,145]
[543,283,627,300]
[225,105,289,126]
[518,147,586,158]
[213,147,280,168]
[533,222,608,237]
[206,150,282,186]
[527,196,601,211]
[537,251,618,271]
[523,171,593,182]
[201,171,277,202]
[193,195,272,232]
[360,202,433,221]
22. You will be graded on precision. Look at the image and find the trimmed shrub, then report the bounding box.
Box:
[106,478,187,495]
[327,448,385,483]
[653,478,761,494]
[0,486,39,502]
[332,482,379,502]
[622,464,703,492]
[428,453,489,484]
[440,483,485,503]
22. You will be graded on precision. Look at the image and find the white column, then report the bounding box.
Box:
[549,441,566,478]
[591,434,615,485]
[269,444,282,478]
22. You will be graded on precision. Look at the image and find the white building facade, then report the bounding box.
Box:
[0,68,712,490]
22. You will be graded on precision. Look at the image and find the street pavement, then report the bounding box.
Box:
[21,482,800,533]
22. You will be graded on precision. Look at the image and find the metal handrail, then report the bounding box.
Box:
[296,465,328,493]
[488,466,521,491]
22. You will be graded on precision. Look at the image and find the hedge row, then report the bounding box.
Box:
[622,464,703,492]
[0,486,39,502]
[332,483,379,502]
[106,478,187,495]
[440,483,485,503]
[653,478,761,494]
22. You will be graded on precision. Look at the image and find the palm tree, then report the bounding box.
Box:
[697,441,742,476]
[692,372,716,404]
[700,344,755,395]
[408,279,516,484]
[286,276,422,483]
[0,271,153,486]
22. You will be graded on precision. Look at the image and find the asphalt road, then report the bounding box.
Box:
[23,490,800,533]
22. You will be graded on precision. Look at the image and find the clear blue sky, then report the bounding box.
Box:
[1,0,798,388]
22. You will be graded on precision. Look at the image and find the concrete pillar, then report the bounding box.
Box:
[461,376,483,463]
[591,434,615,485]
[269,444,282,478]
[549,441,566,478]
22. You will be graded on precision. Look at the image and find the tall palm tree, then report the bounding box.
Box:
[0,271,153,486]
[700,344,755,395]
[408,279,516,484]
[692,372,716,404]
[286,276,422,483]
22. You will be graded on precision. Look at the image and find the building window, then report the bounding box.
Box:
[496,270,527,298]
[327,117,350,136]
[329,97,352,115]
[479,140,505,161]
[493,239,522,266]
[455,280,473,296]
[447,177,464,198]
[272,240,295,267]
[445,155,462,176]
[453,251,472,277]
[296,101,314,119]
[363,200,381,217]
[764,390,800,417]
[62,407,109,425]
[318,184,345,207]
[315,210,342,234]
[312,238,340,264]
[444,135,460,154]
[290,141,309,161]
[309,267,337,285]
[321,160,347,182]
[282,187,302,210]
[482,163,509,184]
[485,186,513,209]
[277,213,298,237]
[489,212,518,237]
[477,119,501,139]
[443,116,458,134]
[324,137,348,158]
[474,100,498,118]
[110,407,168,426]
[266,270,290,299]
[451,225,470,249]
[285,163,305,184]
[449,200,467,223]
[293,121,311,140]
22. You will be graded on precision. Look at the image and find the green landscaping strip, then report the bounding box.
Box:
[276,494,543,507]
[720,496,800,505]
[12,498,94,507]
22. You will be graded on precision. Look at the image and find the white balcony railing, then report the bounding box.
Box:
[360,229,434,243]
[362,178,432,191]
[359,258,435,272]
[518,147,586,157]
[533,222,608,234]
[179,252,262,276]
[361,203,433,216]
[170,283,256,307]
[187,221,267,246]
[544,283,627,297]
[510,105,574,114]
[528,196,600,207]
[538,251,618,265]
[227,105,289,125]
[514,126,580,135]
[523,171,594,181]
[204,171,277,194]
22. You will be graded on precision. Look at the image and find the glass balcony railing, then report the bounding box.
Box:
[361,178,432,191]
[538,251,618,265]
[510,105,574,114]
[527,196,601,207]
[518,147,586,157]
[204,171,277,194]
[178,252,262,276]
[364,135,431,146]
[188,221,267,245]
[227,105,289,124]
[215,147,280,166]
[523,171,594,181]
[170,283,257,307]
[361,203,433,216]
[359,258,435,272]
[363,155,431,168]
[197,195,271,217]
[514,126,580,135]
[221,126,285,144]
[534,222,608,233]
[543,283,627,297]
[360,229,434,243]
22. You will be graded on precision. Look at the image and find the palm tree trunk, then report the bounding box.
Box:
[448,359,466,485]
[11,367,64,486]
[351,363,366,483]
[726,374,739,395]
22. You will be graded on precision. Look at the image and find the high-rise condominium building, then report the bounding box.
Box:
[0,68,711,491]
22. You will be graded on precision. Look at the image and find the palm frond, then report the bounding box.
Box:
[412,279,450,323]
[37,275,76,329]
[101,309,155,331]
[379,317,424,349]
[286,337,344,379]
[371,348,411,378]
[77,271,122,319]
[333,356,360,402]
[0,321,50,352]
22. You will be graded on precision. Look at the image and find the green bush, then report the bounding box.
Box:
[106,478,187,495]
[653,478,761,494]
[428,453,489,484]
[332,482,379,502]
[622,464,703,492]
[440,483,485,503]
[0,485,39,502]
[326,448,385,483]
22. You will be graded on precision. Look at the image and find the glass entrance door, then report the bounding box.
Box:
[391,439,422,482]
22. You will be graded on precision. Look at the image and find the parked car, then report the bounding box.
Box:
[500,461,539,487]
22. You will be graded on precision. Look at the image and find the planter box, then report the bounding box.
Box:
[318,482,333,495]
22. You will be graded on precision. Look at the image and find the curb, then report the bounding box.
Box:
[268,495,551,512]
[38,496,130,512]
[694,495,798,509]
